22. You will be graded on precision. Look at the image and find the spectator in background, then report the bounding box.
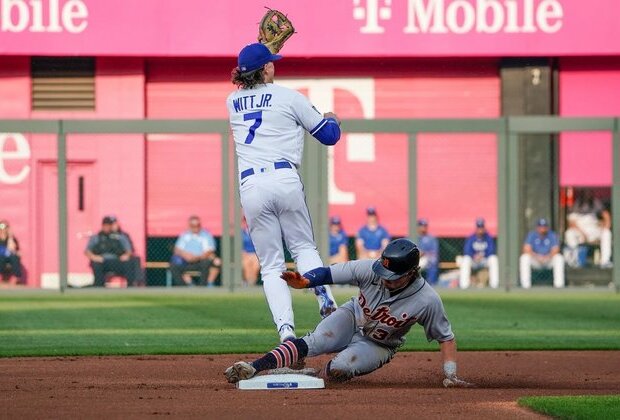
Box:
[459,218,498,289]
[170,215,221,287]
[329,216,349,265]
[0,220,22,284]
[520,218,564,288]
[109,215,144,287]
[563,213,587,268]
[417,219,439,285]
[241,218,260,286]
[356,207,390,260]
[570,190,612,267]
[85,216,137,287]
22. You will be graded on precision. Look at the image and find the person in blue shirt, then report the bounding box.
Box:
[519,218,565,288]
[328,216,349,264]
[170,215,221,287]
[241,218,260,286]
[459,218,498,289]
[356,207,390,260]
[417,218,439,285]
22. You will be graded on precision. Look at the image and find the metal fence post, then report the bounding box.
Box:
[58,120,68,293]
[408,133,418,243]
[613,118,620,292]
[507,127,521,289]
[497,119,509,290]
[221,130,232,291]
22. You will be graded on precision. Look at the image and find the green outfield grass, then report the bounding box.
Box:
[0,289,619,357]
[519,395,620,419]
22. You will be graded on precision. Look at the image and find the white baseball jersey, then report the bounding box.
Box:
[226,81,337,336]
[226,83,325,172]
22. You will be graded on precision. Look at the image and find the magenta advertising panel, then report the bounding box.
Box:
[0,0,619,57]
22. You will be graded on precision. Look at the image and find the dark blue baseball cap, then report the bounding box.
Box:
[417,218,428,227]
[330,216,341,225]
[537,218,549,227]
[476,217,485,228]
[238,43,282,73]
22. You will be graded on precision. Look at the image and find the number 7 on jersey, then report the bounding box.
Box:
[244,111,263,144]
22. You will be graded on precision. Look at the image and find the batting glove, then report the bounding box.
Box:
[280,271,310,289]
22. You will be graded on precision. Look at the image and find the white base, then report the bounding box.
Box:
[237,374,324,390]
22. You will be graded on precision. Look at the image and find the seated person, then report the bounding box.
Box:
[241,218,260,286]
[0,220,23,284]
[170,215,221,287]
[356,207,390,260]
[519,218,564,288]
[570,190,612,268]
[109,215,144,287]
[459,218,498,289]
[563,213,587,268]
[328,216,349,265]
[85,216,137,287]
[417,218,439,285]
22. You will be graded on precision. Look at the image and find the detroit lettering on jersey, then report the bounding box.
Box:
[358,292,418,329]
[232,93,273,112]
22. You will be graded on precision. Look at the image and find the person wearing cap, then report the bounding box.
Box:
[329,216,349,265]
[107,215,144,287]
[416,219,439,285]
[459,218,498,289]
[0,220,23,284]
[356,207,391,260]
[225,238,474,388]
[85,216,136,287]
[519,218,565,288]
[226,42,341,341]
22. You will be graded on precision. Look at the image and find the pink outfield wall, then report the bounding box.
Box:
[0,57,145,286]
[559,57,620,187]
[0,0,619,57]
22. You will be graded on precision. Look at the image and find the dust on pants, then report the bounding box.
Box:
[303,306,395,381]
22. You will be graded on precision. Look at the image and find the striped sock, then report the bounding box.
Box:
[251,338,309,372]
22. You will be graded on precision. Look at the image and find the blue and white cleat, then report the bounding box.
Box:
[278,324,296,343]
[314,286,337,318]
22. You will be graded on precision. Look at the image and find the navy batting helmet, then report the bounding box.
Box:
[372,238,420,281]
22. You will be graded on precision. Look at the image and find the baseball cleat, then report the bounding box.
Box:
[224,361,257,384]
[314,286,337,318]
[278,324,296,343]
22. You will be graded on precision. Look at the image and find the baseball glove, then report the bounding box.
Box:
[258,9,295,54]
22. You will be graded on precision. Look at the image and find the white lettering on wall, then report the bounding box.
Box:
[349,0,567,35]
[0,133,31,185]
[280,79,377,205]
[0,0,88,33]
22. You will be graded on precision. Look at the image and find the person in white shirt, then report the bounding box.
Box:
[226,43,341,342]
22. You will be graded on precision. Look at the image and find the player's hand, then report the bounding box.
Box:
[92,255,104,263]
[280,271,310,289]
[324,112,341,126]
[443,376,476,388]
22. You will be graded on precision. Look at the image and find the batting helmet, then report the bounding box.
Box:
[372,238,420,281]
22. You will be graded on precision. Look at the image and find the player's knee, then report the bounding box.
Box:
[323,360,354,383]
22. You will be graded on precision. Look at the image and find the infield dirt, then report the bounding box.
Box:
[1,351,618,419]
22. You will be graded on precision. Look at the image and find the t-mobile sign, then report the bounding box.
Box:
[0,0,618,56]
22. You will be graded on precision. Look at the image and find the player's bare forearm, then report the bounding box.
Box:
[440,339,475,388]
[440,339,457,365]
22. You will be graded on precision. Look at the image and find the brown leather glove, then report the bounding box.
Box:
[280,271,310,289]
[258,9,295,54]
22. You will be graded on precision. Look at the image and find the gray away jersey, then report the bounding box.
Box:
[330,259,454,349]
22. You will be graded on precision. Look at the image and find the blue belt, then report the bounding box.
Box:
[241,161,293,180]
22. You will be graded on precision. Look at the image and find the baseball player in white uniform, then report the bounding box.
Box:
[225,239,474,388]
[227,43,340,342]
